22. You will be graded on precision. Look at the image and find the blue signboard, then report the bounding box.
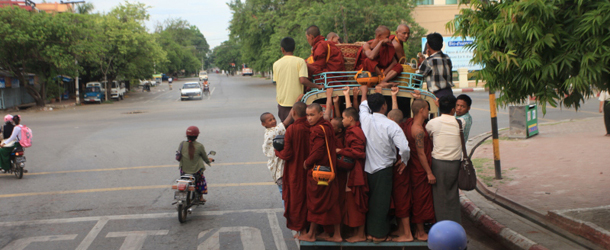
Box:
[0,77,4,88]
[421,36,482,71]
[12,78,19,88]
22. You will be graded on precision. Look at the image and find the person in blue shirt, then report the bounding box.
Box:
[455,94,473,140]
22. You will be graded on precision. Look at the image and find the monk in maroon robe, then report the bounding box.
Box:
[338,107,368,242]
[390,24,410,61]
[306,25,345,80]
[404,99,436,240]
[275,102,311,237]
[300,103,342,242]
[354,25,403,88]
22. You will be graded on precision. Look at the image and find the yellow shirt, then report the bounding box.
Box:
[273,55,308,107]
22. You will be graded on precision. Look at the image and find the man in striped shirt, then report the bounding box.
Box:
[417,33,454,99]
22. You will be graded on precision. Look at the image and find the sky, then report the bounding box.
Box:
[89,0,233,48]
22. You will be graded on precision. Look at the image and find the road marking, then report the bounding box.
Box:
[0,182,276,199]
[470,107,556,122]
[107,230,169,250]
[267,211,288,250]
[9,161,266,177]
[198,227,264,250]
[75,218,108,250]
[0,208,285,227]
[1,234,78,250]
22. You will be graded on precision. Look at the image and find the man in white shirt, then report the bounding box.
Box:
[425,95,464,224]
[358,85,410,242]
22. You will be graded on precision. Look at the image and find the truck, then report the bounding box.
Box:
[111,81,126,100]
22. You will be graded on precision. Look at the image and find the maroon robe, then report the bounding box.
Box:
[307,35,346,79]
[304,119,341,226]
[354,39,403,75]
[275,117,310,231]
[392,119,413,218]
[338,122,368,227]
[403,118,435,223]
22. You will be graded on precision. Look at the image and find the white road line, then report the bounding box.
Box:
[0,208,285,227]
[210,87,215,96]
[1,234,78,250]
[267,211,288,250]
[75,218,108,250]
[107,230,169,250]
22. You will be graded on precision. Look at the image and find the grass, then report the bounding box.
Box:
[472,157,514,187]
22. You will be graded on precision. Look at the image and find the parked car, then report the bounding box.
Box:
[84,86,105,104]
[180,82,203,101]
[111,81,126,100]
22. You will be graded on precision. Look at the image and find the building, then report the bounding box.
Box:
[0,0,36,11]
[36,2,73,13]
[412,0,468,37]
[0,71,37,109]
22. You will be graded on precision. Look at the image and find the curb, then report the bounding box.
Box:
[460,193,550,250]
[548,208,610,249]
[453,87,486,94]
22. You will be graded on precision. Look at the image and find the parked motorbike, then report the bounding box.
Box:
[172,151,216,223]
[8,146,25,179]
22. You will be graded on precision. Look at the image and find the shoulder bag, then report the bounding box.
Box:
[457,119,477,191]
[312,125,336,186]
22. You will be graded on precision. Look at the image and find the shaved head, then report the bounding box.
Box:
[260,112,272,122]
[375,25,391,37]
[343,107,359,121]
[307,103,323,113]
[387,109,404,124]
[293,102,307,117]
[396,24,410,32]
[331,117,344,134]
[326,32,338,40]
[411,99,429,115]
[306,25,320,37]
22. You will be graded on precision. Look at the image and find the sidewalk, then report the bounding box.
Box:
[466,117,609,249]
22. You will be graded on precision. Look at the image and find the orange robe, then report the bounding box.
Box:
[354,39,403,75]
[338,122,368,227]
[307,35,345,78]
[403,118,435,223]
[304,119,341,226]
[275,117,310,231]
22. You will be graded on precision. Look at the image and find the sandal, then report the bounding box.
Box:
[372,236,390,243]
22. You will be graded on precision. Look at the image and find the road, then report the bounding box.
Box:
[0,74,600,250]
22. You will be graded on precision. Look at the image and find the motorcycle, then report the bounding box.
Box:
[143,83,151,92]
[168,78,173,90]
[8,145,25,179]
[172,151,216,223]
[203,81,210,95]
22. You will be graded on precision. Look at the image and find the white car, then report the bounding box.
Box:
[180,82,203,100]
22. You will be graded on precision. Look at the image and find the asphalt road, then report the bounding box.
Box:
[2,74,600,250]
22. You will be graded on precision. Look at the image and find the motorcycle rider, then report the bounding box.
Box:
[178,126,213,202]
[168,77,173,90]
[0,115,26,173]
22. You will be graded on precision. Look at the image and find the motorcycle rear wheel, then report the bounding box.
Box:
[13,162,23,179]
[178,204,187,223]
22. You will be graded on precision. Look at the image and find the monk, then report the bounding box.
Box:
[405,98,436,240]
[339,87,369,242]
[391,24,410,61]
[275,102,311,238]
[354,25,403,88]
[389,87,414,242]
[306,25,345,78]
[326,32,341,44]
[300,103,342,242]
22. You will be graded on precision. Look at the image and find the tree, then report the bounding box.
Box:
[0,7,85,106]
[212,39,242,73]
[227,0,426,73]
[449,0,610,112]
[155,18,210,76]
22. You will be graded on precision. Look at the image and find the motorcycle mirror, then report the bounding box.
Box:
[208,151,216,156]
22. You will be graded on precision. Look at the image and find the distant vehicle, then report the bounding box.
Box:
[199,71,208,81]
[162,74,169,81]
[180,82,203,101]
[86,81,106,92]
[84,86,105,104]
[111,81,126,100]
[242,68,253,76]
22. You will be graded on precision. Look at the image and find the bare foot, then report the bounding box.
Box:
[327,235,343,243]
[345,235,367,243]
[389,229,399,237]
[366,235,373,241]
[371,236,390,243]
[345,186,352,192]
[392,234,414,242]
[298,233,316,242]
[316,232,331,241]
[415,231,428,241]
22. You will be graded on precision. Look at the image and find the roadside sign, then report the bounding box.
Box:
[421,36,483,71]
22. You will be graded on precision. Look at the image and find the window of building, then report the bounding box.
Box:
[417,0,433,5]
[446,0,458,4]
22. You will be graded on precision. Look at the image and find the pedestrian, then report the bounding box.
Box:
[261,112,293,197]
[425,95,464,224]
[417,33,454,99]
[600,90,610,136]
[358,85,410,242]
[273,37,320,122]
[178,126,213,203]
[0,115,28,173]
[455,94,473,140]
[0,114,14,173]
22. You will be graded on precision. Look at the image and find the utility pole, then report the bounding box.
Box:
[75,59,79,105]
[489,90,502,179]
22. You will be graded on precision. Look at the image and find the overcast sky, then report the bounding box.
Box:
[89,0,232,48]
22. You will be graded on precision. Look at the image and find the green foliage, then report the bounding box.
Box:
[226,0,426,72]
[155,18,210,75]
[213,39,242,72]
[449,0,610,112]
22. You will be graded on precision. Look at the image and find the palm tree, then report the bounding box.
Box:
[75,2,94,14]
